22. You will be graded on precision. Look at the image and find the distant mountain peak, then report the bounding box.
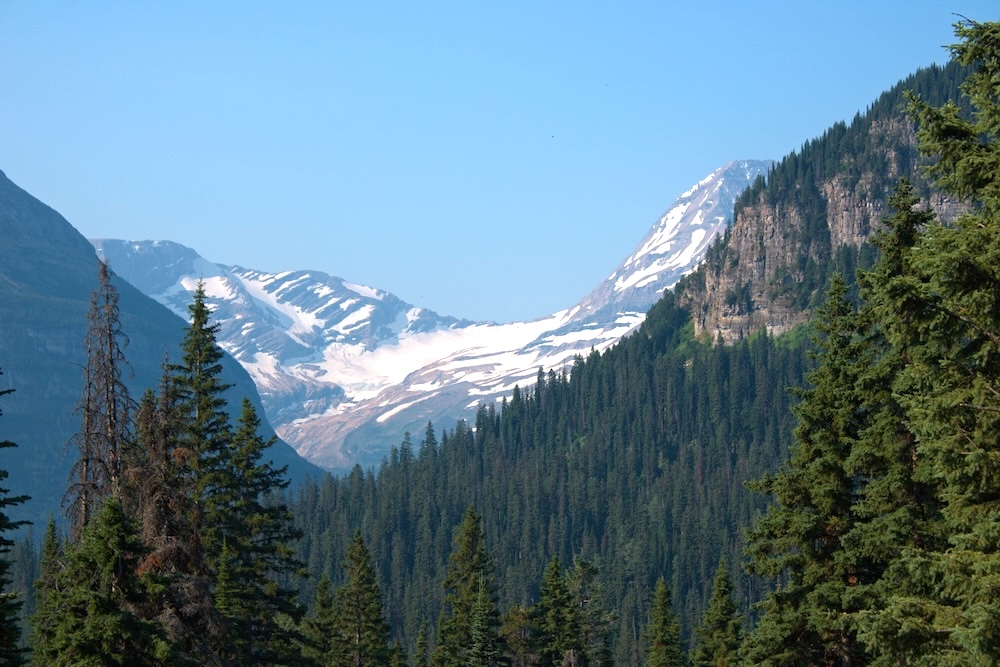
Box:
[93,160,769,470]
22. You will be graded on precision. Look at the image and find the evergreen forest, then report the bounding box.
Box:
[0,16,998,667]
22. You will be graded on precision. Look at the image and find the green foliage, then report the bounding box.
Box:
[645,578,685,667]
[690,561,740,667]
[0,380,27,667]
[433,507,500,667]
[301,574,337,664]
[37,498,176,666]
[331,531,389,667]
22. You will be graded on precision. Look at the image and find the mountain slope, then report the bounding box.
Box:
[94,159,769,469]
[0,169,322,526]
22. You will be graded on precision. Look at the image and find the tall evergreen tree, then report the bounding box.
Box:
[741,276,868,666]
[535,556,583,667]
[29,518,59,667]
[853,19,1000,664]
[332,531,389,667]
[433,507,500,667]
[214,399,304,664]
[173,281,234,566]
[40,498,176,666]
[690,561,740,667]
[301,574,337,665]
[467,576,502,667]
[0,378,27,667]
[645,578,685,667]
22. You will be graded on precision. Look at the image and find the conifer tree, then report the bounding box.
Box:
[690,561,740,667]
[0,379,26,667]
[29,518,59,667]
[415,621,429,667]
[645,578,685,667]
[433,507,500,667]
[332,530,389,667]
[468,575,502,667]
[852,18,1000,664]
[41,498,176,666]
[741,276,868,666]
[301,574,337,665]
[173,281,234,566]
[214,398,304,664]
[535,556,583,667]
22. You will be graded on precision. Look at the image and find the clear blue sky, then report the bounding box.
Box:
[1,2,995,323]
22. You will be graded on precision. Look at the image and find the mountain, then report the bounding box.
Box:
[93,159,770,470]
[681,62,970,341]
[0,168,323,527]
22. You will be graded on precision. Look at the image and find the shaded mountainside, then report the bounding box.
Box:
[681,61,969,341]
[0,169,321,527]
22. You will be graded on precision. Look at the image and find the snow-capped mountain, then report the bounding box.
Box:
[93,159,769,470]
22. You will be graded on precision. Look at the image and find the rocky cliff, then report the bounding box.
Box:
[681,63,969,342]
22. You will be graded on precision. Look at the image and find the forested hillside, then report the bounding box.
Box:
[3,17,1000,667]
[285,35,978,667]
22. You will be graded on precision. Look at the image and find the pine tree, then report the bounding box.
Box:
[645,578,685,667]
[0,379,27,667]
[173,281,234,566]
[690,560,740,667]
[301,574,337,665]
[432,507,500,667]
[741,276,868,666]
[535,556,583,667]
[852,18,1000,664]
[468,575,502,667]
[214,398,304,664]
[40,498,176,665]
[332,531,389,667]
[29,518,60,667]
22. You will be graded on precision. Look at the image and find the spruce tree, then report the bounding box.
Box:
[301,574,337,665]
[468,576,502,667]
[29,518,59,667]
[214,399,304,664]
[332,531,389,667]
[0,379,26,667]
[853,18,1000,664]
[690,560,740,667]
[645,578,685,667]
[741,276,868,666]
[433,507,500,667]
[535,556,583,667]
[41,498,176,666]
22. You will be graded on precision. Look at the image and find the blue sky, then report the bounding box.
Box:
[1,3,996,323]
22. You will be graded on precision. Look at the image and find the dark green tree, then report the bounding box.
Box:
[39,498,176,665]
[741,276,868,666]
[468,575,502,667]
[690,561,741,667]
[332,531,389,667]
[301,574,337,665]
[29,518,60,667]
[0,378,27,666]
[851,19,1000,665]
[645,578,685,667]
[535,556,583,667]
[214,398,304,664]
[432,507,499,667]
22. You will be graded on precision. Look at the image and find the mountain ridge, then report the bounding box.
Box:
[94,159,770,469]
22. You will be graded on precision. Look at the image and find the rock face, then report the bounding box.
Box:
[93,160,769,470]
[680,68,969,343]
